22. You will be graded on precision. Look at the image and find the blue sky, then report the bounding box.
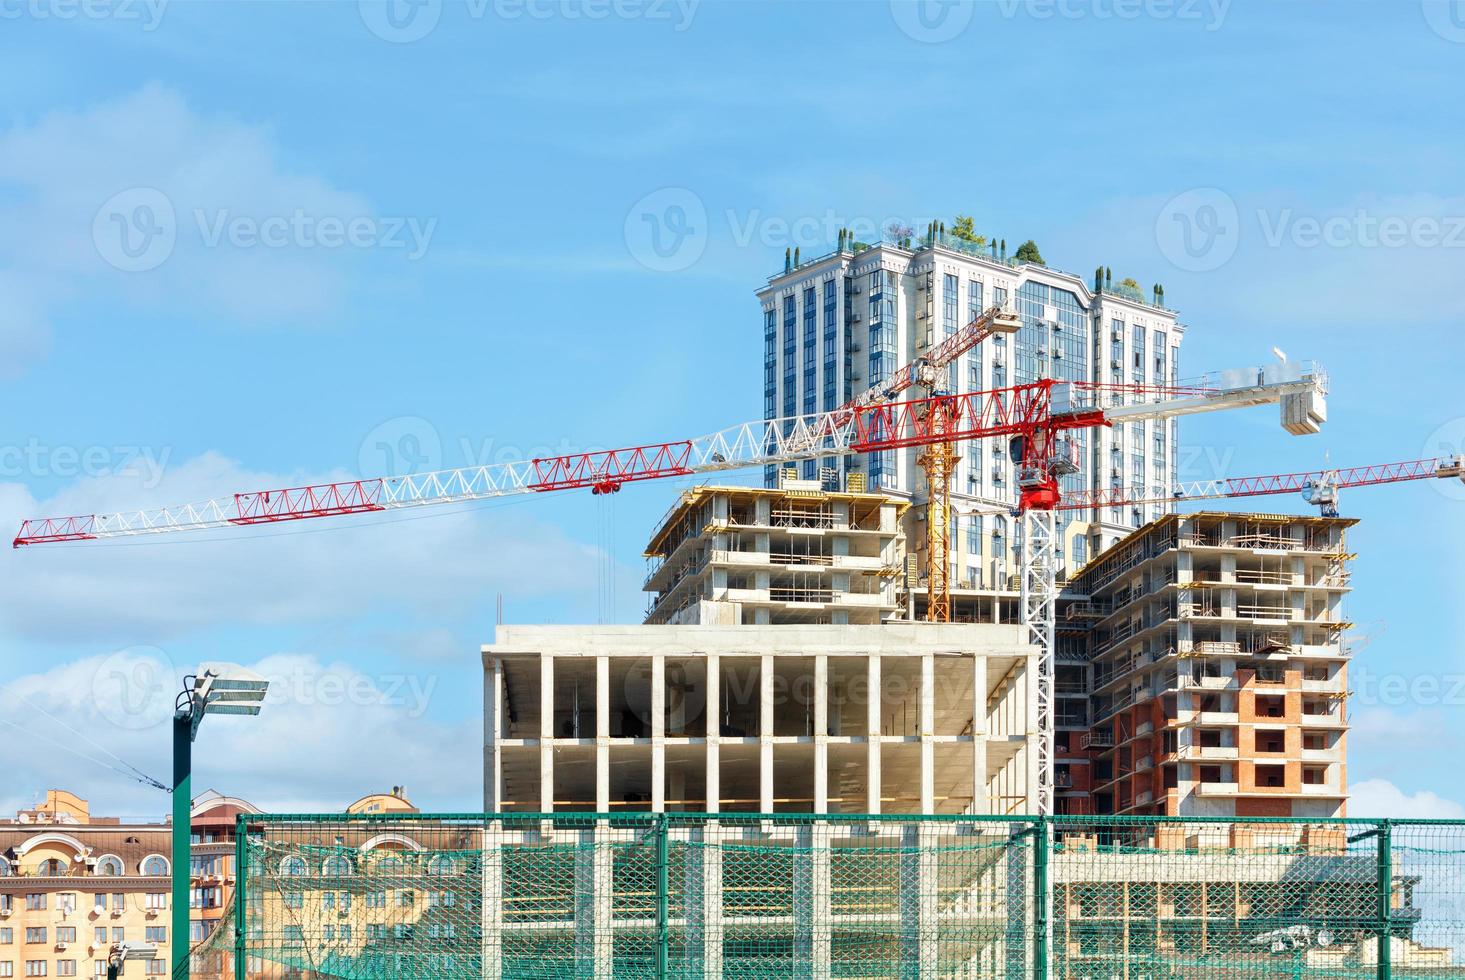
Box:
[0,0,1462,818]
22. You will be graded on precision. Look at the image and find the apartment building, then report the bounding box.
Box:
[0,791,174,979]
[642,477,906,626]
[0,788,426,980]
[1060,512,1355,818]
[482,623,1042,816]
[187,792,255,980]
[757,232,1185,596]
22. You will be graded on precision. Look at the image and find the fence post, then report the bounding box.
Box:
[233,816,247,980]
[657,814,670,980]
[1376,819,1392,980]
[1033,816,1050,980]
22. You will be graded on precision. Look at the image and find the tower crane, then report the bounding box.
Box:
[842,303,1022,623]
[21,356,1459,816]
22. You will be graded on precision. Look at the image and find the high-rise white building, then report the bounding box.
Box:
[756,234,1186,591]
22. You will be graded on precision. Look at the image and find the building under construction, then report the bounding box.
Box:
[640,479,1357,821]
[1058,511,1354,819]
[642,477,905,626]
[481,623,1041,816]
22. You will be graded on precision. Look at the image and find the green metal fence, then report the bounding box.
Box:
[214,813,1465,979]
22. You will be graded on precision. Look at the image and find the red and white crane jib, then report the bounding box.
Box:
[9,363,1331,546]
[1057,456,1465,513]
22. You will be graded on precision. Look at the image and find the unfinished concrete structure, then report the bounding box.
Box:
[1059,512,1355,818]
[1050,822,1448,972]
[642,477,905,626]
[481,623,1041,815]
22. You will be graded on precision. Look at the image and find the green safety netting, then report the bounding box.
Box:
[202,814,1465,979]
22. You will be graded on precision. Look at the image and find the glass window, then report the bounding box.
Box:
[763,307,776,421]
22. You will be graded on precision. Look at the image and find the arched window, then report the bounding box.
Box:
[426,855,457,877]
[38,858,68,876]
[377,855,404,875]
[94,855,125,877]
[322,855,352,877]
[279,856,307,877]
[0,856,11,877]
[141,855,169,877]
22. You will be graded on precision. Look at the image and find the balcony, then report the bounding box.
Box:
[1195,781,1240,796]
[768,586,834,604]
[1235,568,1294,586]
[1300,782,1344,797]
[1237,603,1293,621]
[1179,744,1239,761]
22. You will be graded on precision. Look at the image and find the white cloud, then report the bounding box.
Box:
[1350,778,1465,820]
[0,451,628,643]
[0,83,410,375]
[0,647,480,818]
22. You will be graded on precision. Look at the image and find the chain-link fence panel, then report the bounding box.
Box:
[214,813,1465,980]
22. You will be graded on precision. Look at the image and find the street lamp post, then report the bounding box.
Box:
[106,941,159,980]
[172,666,269,980]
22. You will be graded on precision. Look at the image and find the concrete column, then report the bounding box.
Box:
[653,655,666,812]
[920,652,935,814]
[972,655,988,815]
[574,828,597,974]
[484,658,504,813]
[867,653,882,814]
[684,825,706,979]
[480,827,502,980]
[706,654,720,813]
[794,823,834,980]
[593,827,613,978]
[814,655,829,814]
[900,823,938,978]
[760,654,775,812]
[702,823,724,977]
[540,655,555,812]
[811,823,833,980]
[596,656,610,813]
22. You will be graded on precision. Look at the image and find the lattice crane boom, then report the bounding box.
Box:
[1059,455,1465,513]
[12,365,1330,547]
[843,304,1021,412]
